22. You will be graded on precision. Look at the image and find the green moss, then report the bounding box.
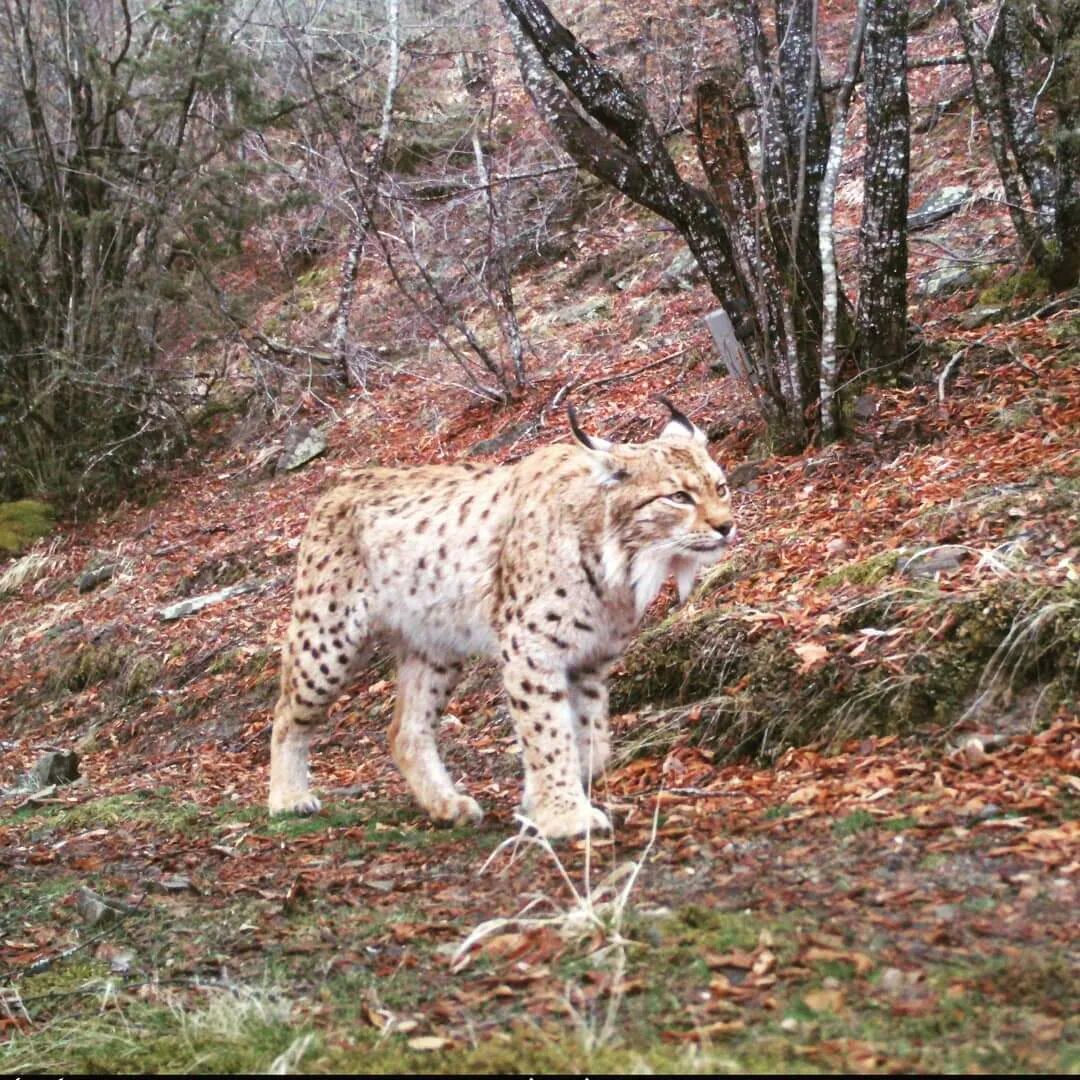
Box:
[613,579,1080,765]
[977,268,1051,305]
[0,986,309,1074]
[14,791,203,834]
[47,643,131,694]
[820,550,900,588]
[0,500,54,553]
[295,265,333,290]
[833,809,877,837]
[121,655,161,701]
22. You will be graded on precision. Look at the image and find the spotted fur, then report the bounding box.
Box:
[268,404,736,839]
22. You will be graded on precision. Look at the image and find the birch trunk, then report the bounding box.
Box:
[986,1,1058,238]
[1047,0,1080,288]
[818,0,867,442]
[950,0,1049,266]
[857,0,911,378]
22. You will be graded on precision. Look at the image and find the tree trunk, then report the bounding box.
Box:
[1047,0,1080,288]
[986,1,1057,238]
[819,0,868,441]
[498,0,813,432]
[857,0,911,378]
[329,0,400,386]
[950,0,1049,267]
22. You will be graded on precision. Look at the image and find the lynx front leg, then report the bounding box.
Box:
[388,654,482,827]
[569,667,612,788]
[504,656,611,840]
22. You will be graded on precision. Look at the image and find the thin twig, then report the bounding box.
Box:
[937,347,967,402]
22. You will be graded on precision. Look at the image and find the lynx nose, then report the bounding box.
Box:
[713,521,734,538]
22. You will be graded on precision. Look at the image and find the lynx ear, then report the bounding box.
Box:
[567,404,627,485]
[567,404,613,453]
[654,395,706,445]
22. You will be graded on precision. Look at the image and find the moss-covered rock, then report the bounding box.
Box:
[612,579,1080,764]
[0,499,54,553]
[820,549,900,588]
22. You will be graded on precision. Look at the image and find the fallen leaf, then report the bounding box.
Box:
[407,1035,451,1051]
[793,641,829,670]
[803,987,846,1013]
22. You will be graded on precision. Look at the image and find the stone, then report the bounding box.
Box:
[30,749,80,789]
[899,546,969,579]
[727,461,763,489]
[276,426,327,473]
[825,537,850,558]
[853,393,878,422]
[75,886,136,927]
[78,563,116,594]
[467,421,534,457]
[907,185,972,231]
[158,580,263,621]
[550,294,612,326]
[918,265,977,298]
[704,308,750,381]
[959,306,1005,330]
[658,248,705,292]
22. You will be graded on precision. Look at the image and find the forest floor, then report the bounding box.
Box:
[0,287,1076,1072]
[2,5,1080,1066]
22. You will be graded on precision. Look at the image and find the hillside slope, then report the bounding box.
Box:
[1,1,1078,1070]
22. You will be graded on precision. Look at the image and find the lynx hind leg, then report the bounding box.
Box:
[388,654,482,827]
[269,532,369,816]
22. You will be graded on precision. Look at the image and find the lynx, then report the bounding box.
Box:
[268,398,735,839]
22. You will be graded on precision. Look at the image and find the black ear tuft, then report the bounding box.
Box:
[567,403,597,451]
[652,394,695,436]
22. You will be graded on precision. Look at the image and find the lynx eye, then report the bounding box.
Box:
[716,482,730,498]
[666,491,695,505]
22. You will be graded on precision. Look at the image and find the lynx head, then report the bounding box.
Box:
[568,397,736,612]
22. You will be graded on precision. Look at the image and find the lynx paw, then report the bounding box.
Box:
[530,802,611,840]
[433,793,484,827]
[268,789,322,816]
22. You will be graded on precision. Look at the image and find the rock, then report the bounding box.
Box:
[907,185,972,231]
[853,393,878,422]
[467,421,534,457]
[75,886,136,927]
[959,306,1005,330]
[78,563,116,594]
[727,461,763,489]
[899,546,969,579]
[30,749,80,789]
[659,249,705,292]
[156,874,199,894]
[918,265,977,298]
[825,537,850,558]
[704,307,750,380]
[158,580,263,621]
[276,426,327,473]
[551,294,613,326]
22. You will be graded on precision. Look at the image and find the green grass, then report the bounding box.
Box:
[832,809,877,837]
[12,791,205,834]
[3,859,1074,1075]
